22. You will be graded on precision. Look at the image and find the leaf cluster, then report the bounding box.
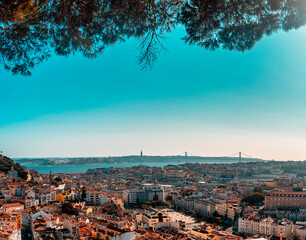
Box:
[1,0,305,75]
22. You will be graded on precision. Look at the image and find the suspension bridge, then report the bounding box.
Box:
[175,151,257,163]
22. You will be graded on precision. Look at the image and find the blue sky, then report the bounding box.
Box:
[1,27,306,160]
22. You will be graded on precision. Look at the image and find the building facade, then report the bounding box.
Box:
[265,192,306,209]
[125,184,164,204]
[238,217,293,239]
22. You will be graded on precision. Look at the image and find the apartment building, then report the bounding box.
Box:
[86,191,107,206]
[19,197,39,209]
[63,218,79,239]
[195,199,217,217]
[238,217,293,238]
[227,203,239,221]
[191,225,243,240]
[265,191,306,209]
[165,170,187,181]
[216,202,227,216]
[38,191,56,205]
[125,184,164,204]
[175,197,217,217]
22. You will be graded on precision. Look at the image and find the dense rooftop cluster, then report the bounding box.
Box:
[0,153,305,239]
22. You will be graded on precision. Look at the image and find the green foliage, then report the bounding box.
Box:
[143,200,171,208]
[213,211,220,217]
[182,189,194,197]
[194,211,202,220]
[166,195,173,202]
[1,0,306,75]
[214,217,222,225]
[253,186,263,193]
[206,216,214,223]
[62,203,78,215]
[81,187,87,200]
[242,193,265,206]
[54,177,62,182]
[0,156,27,179]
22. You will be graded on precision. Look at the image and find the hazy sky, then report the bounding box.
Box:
[1,27,306,160]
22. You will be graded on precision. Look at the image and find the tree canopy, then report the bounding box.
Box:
[253,186,264,193]
[1,0,306,75]
[0,155,28,179]
[62,202,78,215]
[242,192,265,206]
[142,200,171,208]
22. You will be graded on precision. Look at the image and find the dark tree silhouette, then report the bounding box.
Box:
[0,0,50,75]
[81,186,87,200]
[253,186,263,193]
[242,192,265,206]
[178,0,306,51]
[1,0,306,75]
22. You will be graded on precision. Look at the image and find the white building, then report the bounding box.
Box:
[125,184,164,204]
[86,191,108,206]
[24,189,35,199]
[24,197,39,209]
[38,191,56,205]
[175,198,216,218]
[227,204,239,221]
[216,202,227,216]
[63,218,79,238]
[140,209,172,229]
[238,217,293,239]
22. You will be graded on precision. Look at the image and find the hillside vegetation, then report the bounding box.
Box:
[0,155,27,179]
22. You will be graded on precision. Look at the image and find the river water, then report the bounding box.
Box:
[23,160,239,174]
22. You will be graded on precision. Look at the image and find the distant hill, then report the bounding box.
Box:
[14,155,265,166]
[0,155,28,179]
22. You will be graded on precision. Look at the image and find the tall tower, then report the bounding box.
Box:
[239,152,242,162]
[140,150,143,157]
